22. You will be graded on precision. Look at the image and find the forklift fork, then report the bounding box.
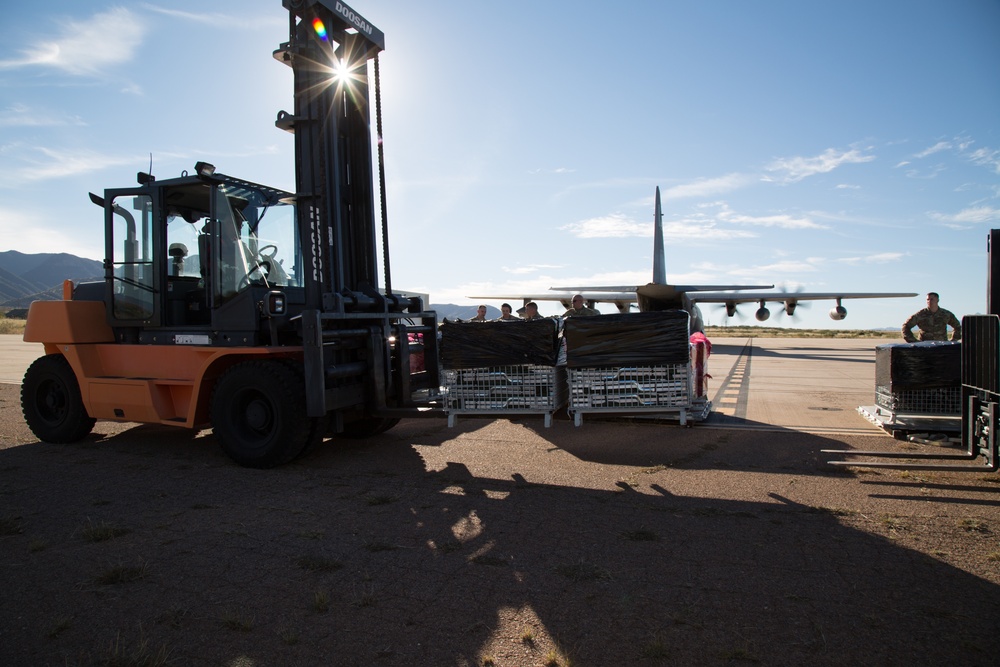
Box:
[824,392,998,471]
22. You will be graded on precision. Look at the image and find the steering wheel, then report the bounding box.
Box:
[238,260,272,290]
[258,244,277,259]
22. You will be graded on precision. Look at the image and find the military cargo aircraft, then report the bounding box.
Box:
[470,187,915,332]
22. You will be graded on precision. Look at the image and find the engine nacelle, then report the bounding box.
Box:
[784,302,797,316]
[755,306,771,322]
[725,302,737,318]
[829,305,847,321]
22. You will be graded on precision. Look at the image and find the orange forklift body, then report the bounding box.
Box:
[24,298,301,428]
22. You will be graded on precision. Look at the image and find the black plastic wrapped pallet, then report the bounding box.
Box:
[875,341,962,390]
[440,318,560,369]
[563,311,690,368]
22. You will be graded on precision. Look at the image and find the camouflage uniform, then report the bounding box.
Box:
[562,306,600,317]
[901,307,961,343]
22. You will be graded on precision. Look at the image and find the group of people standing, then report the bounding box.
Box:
[468,302,543,322]
[464,291,963,343]
[468,294,600,322]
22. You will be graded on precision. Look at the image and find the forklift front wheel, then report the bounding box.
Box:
[21,354,96,443]
[211,360,312,468]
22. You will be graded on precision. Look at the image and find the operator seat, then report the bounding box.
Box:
[168,243,188,277]
[181,225,211,325]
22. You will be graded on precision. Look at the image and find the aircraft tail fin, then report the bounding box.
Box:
[652,186,666,285]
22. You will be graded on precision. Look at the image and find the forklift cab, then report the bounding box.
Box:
[97,163,303,343]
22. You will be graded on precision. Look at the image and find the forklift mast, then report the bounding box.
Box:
[276,0,386,307]
[274,0,437,418]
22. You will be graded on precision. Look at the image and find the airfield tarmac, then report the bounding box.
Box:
[0,334,893,434]
[1,334,999,666]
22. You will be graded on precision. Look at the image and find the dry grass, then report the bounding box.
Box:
[0,317,26,335]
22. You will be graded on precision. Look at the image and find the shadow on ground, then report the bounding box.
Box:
[1,414,999,666]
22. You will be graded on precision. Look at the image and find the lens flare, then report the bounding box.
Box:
[312,17,328,41]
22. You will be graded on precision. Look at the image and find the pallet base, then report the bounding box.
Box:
[568,398,712,427]
[857,404,961,441]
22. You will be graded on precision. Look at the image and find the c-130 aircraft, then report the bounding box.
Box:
[470,187,916,332]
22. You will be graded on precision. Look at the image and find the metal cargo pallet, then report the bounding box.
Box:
[442,365,567,427]
[566,364,697,427]
[875,385,962,415]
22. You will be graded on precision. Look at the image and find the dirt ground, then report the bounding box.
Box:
[2,381,1000,667]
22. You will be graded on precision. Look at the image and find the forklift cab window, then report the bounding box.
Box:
[213,185,301,303]
[110,194,155,320]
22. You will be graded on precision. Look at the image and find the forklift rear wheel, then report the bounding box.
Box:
[211,360,313,468]
[21,354,96,443]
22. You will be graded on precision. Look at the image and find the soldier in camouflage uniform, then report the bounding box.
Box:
[522,302,544,320]
[563,294,600,317]
[901,292,961,342]
[469,304,489,322]
[495,303,519,321]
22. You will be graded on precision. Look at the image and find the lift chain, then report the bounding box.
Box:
[374,53,391,295]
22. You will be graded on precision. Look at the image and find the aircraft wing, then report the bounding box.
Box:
[690,290,917,321]
[550,284,774,293]
[689,291,918,305]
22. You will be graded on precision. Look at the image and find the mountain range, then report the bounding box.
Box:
[0,250,492,320]
[0,251,104,309]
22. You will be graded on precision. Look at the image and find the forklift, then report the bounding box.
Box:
[20,0,440,468]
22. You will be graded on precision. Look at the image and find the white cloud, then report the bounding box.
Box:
[734,260,821,275]
[708,202,826,229]
[142,4,284,30]
[914,141,951,158]
[0,206,103,259]
[904,163,948,180]
[663,219,757,242]
[929,206,1000,224]
[0,8,145,76]
[968,147,1000,175]
[528,167,575,175]
[560,213,647,238]
[838,252,906,265]
[0,104,86,128]
[766,147,875,183]
[660,173,752,200]
[501,264,563,275]
[560,210,758,242]
[0,147,144,185]
[120,82,144,96]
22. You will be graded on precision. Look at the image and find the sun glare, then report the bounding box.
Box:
[333,58,351,82]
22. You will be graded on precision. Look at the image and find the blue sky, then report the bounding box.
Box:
[1,0,998,329]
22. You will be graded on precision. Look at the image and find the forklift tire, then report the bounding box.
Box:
[211,360,313,468]
[21,354,96,443]
[339,417,400,439]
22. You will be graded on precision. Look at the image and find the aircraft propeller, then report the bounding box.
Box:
[773,284,810,321]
